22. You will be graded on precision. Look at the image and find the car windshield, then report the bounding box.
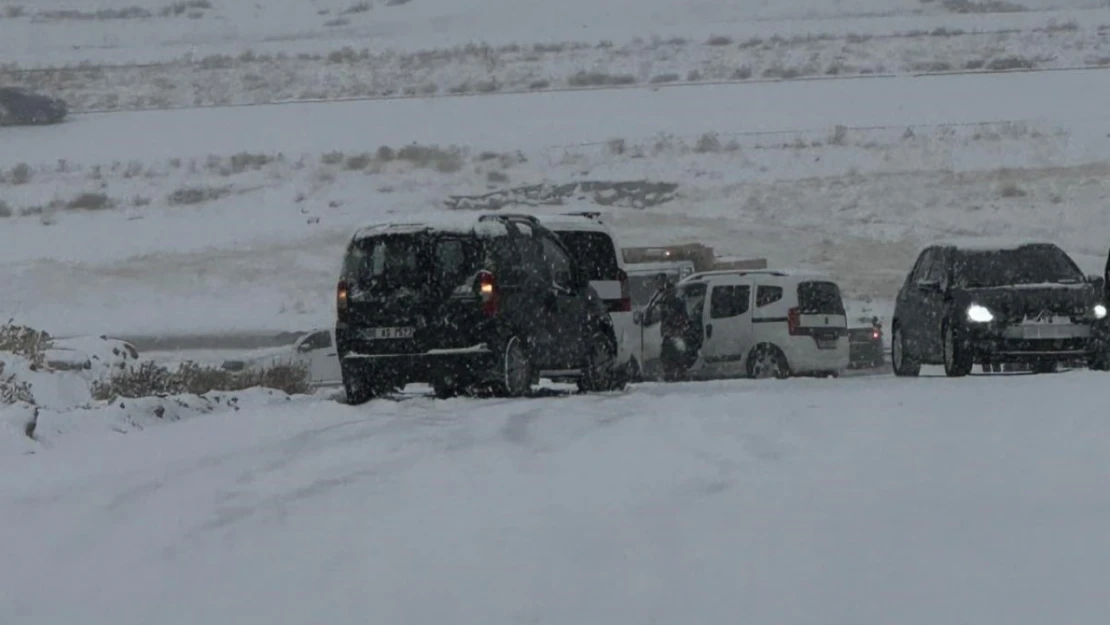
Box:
[342,233,482,293]
[552,231,619,280]
[797,281,846,314]
[952,245,1084,288]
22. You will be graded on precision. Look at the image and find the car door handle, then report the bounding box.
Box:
[706,323,713,338]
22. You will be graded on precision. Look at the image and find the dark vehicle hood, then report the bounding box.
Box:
[954,283,1101,319]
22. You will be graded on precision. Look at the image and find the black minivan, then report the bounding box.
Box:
[335,213,622,403]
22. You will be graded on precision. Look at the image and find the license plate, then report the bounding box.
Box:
[363,327,415,340]
[1023,315,1071,325]
[816,338,838,350]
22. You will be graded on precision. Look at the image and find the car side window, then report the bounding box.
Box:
[539,234,574,288]
[710,284,752,319]
[513,231,550,284]
[911,249,935,284]
[756,285,783,308]
[303,330,331,351]
[924,249,947,286]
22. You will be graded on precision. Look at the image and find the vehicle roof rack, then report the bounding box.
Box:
[478,213,542,224]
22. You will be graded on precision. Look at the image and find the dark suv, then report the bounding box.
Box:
[891,240,1109,377]
[335,213,622,403]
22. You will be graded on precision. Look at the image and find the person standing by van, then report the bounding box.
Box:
[654,274,689,380]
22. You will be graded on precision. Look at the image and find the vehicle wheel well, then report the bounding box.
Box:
[747,342,790,373]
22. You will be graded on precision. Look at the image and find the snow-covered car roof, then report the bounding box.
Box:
[933,237,1061,252]
[682,268,835,283]
[626,260,696,274]
[353,214,508,240]
[530,212,614,233]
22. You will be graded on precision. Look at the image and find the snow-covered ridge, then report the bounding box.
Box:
[4,21,1110,113]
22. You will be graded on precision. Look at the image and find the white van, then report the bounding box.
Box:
[630,269,850,380]
[532,212,636,378]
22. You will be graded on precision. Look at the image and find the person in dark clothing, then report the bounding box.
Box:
[654,274,690,381]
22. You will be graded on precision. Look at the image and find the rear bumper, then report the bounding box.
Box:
[340,345,499,384]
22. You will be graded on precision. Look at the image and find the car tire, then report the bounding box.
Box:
[891,324,921,377]
[942,320,973,377]
[579,330,621,393]
[747,343,790,379]
[493,336,531,398]
[341,365,375,406]
[1032,361,1058,374]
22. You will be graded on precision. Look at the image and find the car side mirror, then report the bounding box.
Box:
[633,310,644,324]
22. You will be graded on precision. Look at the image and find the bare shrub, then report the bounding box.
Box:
[341,1,372,14]
[167,185,229,206]
[324,17,350,27]
[964,59,986,70]
[650,73,680,84]
[999,182,1027,198]
[396,144,463,172]
[694,132,723,153]
[487,170,509,183]
[828,124,849,146]
[229,151,274,173]
[132,195,152,207]
[987,56,1035,71]
[567,71,637,87]
[35,7,153,20]
[0,322,50,368]
[4,6,26,18]
[0,200,11,218]
[199,54,233,69]
[705,35,733,46]
[320,151,345,165]
[473,79,500,93]
[386,0,412,5]
[327,47,360,64]
[9,163,31,185]
[528,79,551,90]
[0,362,35,405]
[345,152,373,170]
[686,69,702,81]
[91,360,311,400]
[67,192,114,210]
[376,146,396,161]
[732,66,753,80]
[160,0,212,17]
[607,138,626,155]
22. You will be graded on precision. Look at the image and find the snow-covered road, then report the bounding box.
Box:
[8,67,1110,168]
[3,372,1109,624]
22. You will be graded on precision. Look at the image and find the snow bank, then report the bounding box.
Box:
[3,372,1110,624]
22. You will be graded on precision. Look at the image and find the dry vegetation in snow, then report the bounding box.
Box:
[0,21,1100,112]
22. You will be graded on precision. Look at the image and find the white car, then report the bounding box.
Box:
[531,212,636,379]
[630,269,850,380]
[222,329,342,388]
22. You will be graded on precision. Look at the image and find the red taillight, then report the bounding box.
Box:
[617,268,632,312]
[787,307,801,336]
[476,270,499,317]
[872,330,881,339]
[336,280,349,322]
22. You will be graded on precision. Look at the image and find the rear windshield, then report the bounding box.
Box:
[342,234,483,292]
[554,231,620,281]
[952,245,1084,288]
[796,281,845,314]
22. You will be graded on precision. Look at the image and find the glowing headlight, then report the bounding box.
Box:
[1095,304,1107,319]
[967,304,994,323]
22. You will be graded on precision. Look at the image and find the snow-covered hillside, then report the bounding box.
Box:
[3,70,1110,337]
[4,373,1110,624]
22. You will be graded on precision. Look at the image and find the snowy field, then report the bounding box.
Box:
[4,0,1110,111]
[5,372,1110,624]
[3,70,1110,337]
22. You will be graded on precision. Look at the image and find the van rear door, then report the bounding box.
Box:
[340,232,487,354]
[552,230,627,312]
[793,280,848,349]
